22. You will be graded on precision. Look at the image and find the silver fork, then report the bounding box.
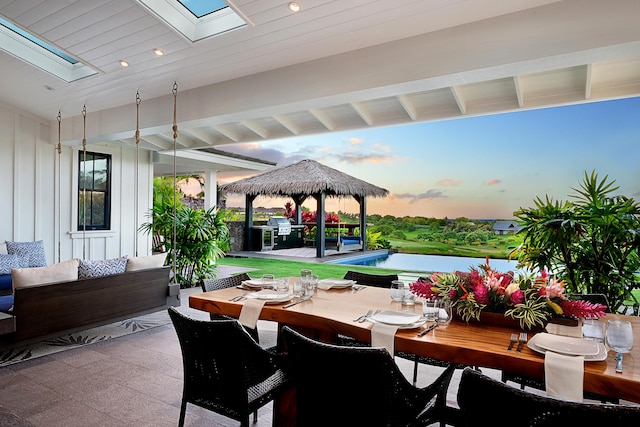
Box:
[507,333,518,351]
[360,309,380,323]
[353,309,372,322]
[516,332,528,352]
[229,292,249,302]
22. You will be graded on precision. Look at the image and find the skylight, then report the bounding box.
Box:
[177,0,228,18]
[0,17,98,83]
[137,0,246,42]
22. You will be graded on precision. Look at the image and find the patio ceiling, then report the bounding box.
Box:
[0,0,639,152]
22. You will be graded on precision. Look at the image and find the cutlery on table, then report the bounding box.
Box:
[229,293,249,302]
[354,309,372,322]
[516,332,528,353]
[417,323,438,337]
[507,333,518,351]
[359,309,380,323]
[352,285,365,292]
[283,296,312,309]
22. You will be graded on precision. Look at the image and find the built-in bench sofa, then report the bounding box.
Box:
[0,249,179,350]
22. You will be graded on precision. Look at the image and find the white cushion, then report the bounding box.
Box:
[0,241,7,255]
[126,253,167,272]
[12,258,79,289]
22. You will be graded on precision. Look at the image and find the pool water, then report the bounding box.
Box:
[329,252,518,273]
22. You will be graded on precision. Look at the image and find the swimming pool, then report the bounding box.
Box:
[327,252,518,273]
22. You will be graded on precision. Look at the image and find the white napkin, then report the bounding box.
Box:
[544,351,584,402]
[545,318,583,338]
[317,278,354,290]
[371,323,399,356]
[238,298,266,329]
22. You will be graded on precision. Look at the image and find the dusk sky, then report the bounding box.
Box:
[216,97,640,220]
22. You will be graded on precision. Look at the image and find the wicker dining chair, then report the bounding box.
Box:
[281,326,456,427]
[168,307,292,427]
[458,367,640,427]
[343,270,398,288]
[201,273,262,343]
[341,271,463,387]
[500,292,617,403]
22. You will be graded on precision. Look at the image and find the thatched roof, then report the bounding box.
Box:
[220,159,389,198]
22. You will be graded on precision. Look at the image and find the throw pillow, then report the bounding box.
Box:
[0,254,21,275]
[0,241,7,254]
[6,240,47,268]
[78,256,128,278]
[126,253,167,272]
[12,258,79,289]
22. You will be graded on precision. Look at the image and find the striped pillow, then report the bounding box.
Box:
[78,256,128,278]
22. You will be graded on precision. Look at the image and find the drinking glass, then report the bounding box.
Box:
[422,299,439,321]
[261,274,275,289]
[300,269,312,291]
[390,280,404,302]
[276,278,289,293]
[292,280,304,297]
[606,319,634,372]
[436,299,452,326]
[582,319,605,343]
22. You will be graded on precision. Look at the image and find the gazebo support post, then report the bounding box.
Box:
[244,194,257,251]
[315,192,326,258]
[354,195,367,252]
[292,195,306,225]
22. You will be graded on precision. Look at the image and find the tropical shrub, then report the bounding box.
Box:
[513,171,640,313]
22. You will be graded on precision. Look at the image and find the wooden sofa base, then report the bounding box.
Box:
[0,267,178,350]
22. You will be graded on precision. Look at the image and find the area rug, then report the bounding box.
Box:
[0,310,171,368]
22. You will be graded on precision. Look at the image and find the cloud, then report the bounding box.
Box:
[392,189,446,203]
[346,137,363,145]
[372,143,392,152]
[487,178,502,186]
[437,178,462,187]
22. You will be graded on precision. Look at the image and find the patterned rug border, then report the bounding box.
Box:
[0,310,171,367]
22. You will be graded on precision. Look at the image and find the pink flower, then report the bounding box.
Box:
[474,284,489,304]
[510,289,525,305]
[545,277,567,299]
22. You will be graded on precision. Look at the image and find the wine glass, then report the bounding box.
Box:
[606,319,634,373]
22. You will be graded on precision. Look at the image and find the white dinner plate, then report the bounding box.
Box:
[369,310,421,326]
[529,333,604,358]
[368,316,427,330]
[246,290,294,304]
[241,279,274,289]
[317,278,355,289]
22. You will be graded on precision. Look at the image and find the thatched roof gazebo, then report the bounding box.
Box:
[220,159,389,257]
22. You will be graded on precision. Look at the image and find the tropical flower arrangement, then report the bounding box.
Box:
[409,258,607,330]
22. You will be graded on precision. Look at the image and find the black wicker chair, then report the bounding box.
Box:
[201,273,262,343]
[281,326,456,427]
[343,270,398,288]
[341,271,462,388]
[168,307,292,427]
[500,293,617,403]
[458,367,640,427]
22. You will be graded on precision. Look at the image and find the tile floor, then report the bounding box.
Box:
[0,275,504,426]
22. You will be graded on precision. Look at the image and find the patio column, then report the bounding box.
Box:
[245,194,256,251]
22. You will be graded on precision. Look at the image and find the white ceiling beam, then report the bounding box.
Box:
[140,135,173,150]
[513,76,524,107]
[351,102,374,126]
[397,94,418,121]
[241,120,270,138]
[273,114,301,135]
[585,63,593,99]
[212,124,242,142]
[309,108,336,131]
[181,128,219,146]
[450,86,467,115]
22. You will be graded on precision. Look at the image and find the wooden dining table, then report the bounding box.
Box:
[189,282,640,407]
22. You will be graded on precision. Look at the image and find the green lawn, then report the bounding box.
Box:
[216,256,419,280]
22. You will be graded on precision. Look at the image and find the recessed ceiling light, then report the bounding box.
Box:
[153,48,164,56]
[288,2,301,12]
[119,60,129,67]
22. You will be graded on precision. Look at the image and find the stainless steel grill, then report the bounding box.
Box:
[267,216,291,235]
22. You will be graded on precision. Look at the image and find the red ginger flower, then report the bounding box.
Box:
[560,300,607,319]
